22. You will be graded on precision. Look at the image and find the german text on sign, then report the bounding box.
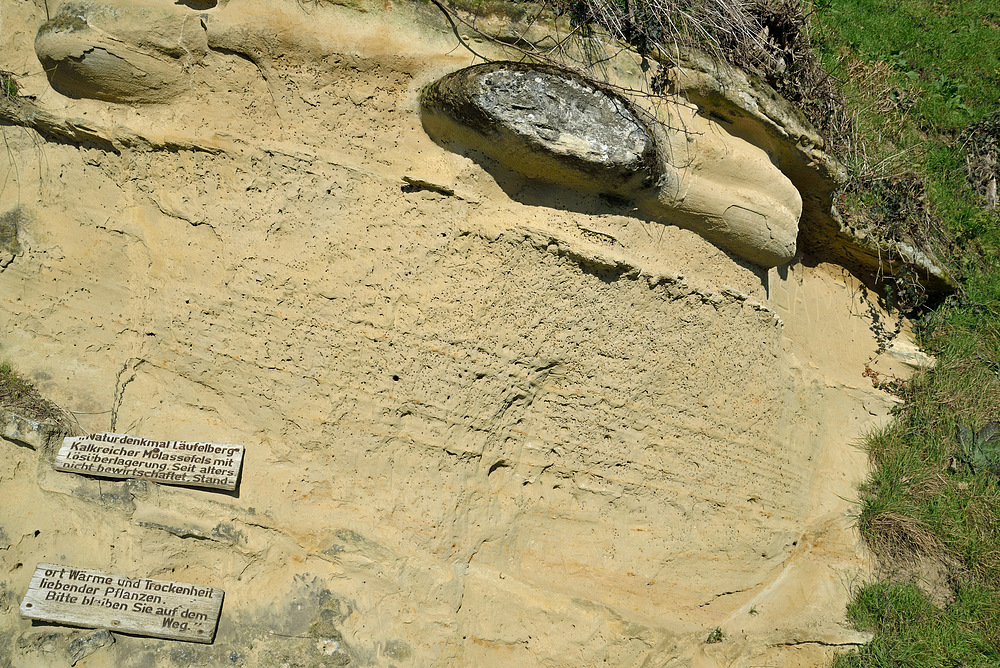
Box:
[54,433,244,490]
[20,563,224,643]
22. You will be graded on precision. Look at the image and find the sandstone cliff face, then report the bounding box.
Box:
[1,0,923,665]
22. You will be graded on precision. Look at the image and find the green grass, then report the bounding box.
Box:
[834,582,1000,667]
[814,0,1000,132]
[812,0,1000,260]
[857,319,1000,577]
[830,277,1000,659]
[0,71,16,99]
[803,0,1000,664]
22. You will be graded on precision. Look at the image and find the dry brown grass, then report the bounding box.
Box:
[0,362,70,426]
[862,510,945,563]
[433,0,845,138]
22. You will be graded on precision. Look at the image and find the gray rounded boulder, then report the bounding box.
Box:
[34,1,200,104]
[421,62,660,196]
[420,61,803,268]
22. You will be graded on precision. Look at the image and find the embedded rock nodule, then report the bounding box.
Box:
[421,62,659,196]
[34,1,198,104]
[422,61,803,268]
[670,46,955,291]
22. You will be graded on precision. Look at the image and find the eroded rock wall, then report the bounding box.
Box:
[1,0,917,665]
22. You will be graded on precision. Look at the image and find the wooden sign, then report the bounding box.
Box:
[20,563,224,643]
[54,433,244,491]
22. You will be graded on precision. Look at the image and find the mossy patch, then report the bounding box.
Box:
[0,207,25,258]
[36,13,89,36]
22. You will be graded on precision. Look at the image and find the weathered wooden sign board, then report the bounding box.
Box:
[54,433,244,491]
[20,563,224,643]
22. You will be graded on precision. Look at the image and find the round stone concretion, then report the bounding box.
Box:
[476,69,652,171]
[421,62,658,194]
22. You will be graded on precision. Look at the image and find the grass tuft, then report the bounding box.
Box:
[0,71,17,100]
[0,362,68,426]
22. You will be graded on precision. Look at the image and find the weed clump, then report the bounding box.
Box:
[0,207,25,257]
[36,13,89,36]
[953,422,1000,478]
[961,111,1000,212]
[0,71,18,100]
[0,362,68,426]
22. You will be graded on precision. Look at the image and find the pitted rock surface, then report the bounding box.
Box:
[0,0,930,664]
